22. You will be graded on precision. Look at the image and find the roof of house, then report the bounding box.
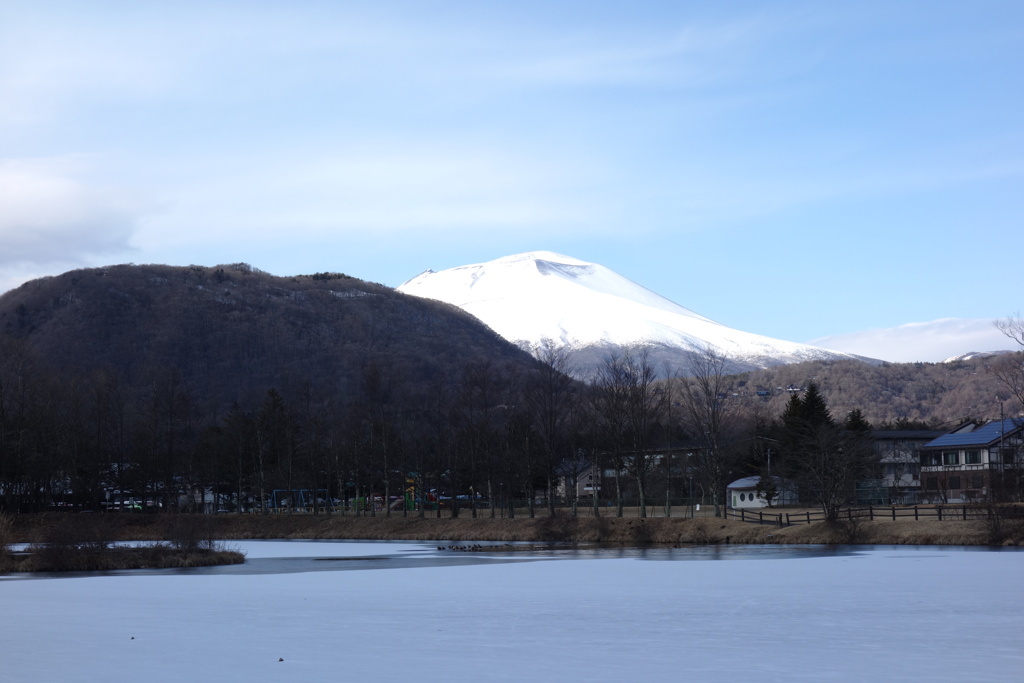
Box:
[922,419,1024,449]
[727,476,793,489]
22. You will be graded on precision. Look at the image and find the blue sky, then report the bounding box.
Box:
[2,0,1022,362]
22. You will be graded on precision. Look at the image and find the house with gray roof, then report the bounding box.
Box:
[918,419,1024,503]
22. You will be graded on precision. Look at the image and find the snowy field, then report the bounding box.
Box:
[3,541,1023,682]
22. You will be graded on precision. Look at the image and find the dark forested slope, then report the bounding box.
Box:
[0,263,538,409]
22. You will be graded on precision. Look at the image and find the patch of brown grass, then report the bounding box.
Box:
[768,519,1005,545]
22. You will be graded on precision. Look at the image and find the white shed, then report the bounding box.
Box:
[727,476,798,509]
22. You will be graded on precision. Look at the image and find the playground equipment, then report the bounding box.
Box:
[268,489,333,513]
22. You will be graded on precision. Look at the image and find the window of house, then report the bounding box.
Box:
[943,451,959,466]
[971,474,985,489]
[922,453,942,466]
[926,477,939,490]
[965,450,981,464]
[948,476,961,490]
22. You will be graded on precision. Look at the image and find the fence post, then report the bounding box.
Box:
[806,511,811,524]
[869,506,874,521]
[914,506,919,521]
[938,507,943,521]
[892,506,896,521]
[962,506,967,521]
[758,510,763,524]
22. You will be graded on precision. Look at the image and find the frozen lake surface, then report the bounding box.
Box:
[3,541,1022,681]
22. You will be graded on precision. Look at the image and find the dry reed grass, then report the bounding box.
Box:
[7,545,245,572]
[0,514,245,572]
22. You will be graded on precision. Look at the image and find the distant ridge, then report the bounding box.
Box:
[398,251,875,376]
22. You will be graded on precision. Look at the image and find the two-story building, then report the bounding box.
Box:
[918,418,1024,503]
[871,429,946,504]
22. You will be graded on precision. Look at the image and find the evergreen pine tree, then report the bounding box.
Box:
[781,392,804,426]
[844,408,872,434]
[800,382,833,428]
[777,383,878,522]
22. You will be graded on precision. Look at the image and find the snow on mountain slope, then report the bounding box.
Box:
[398,251,868,374]
[943,350,1013,363]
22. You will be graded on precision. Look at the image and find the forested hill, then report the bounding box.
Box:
[733,355,1024,426]
[0,262,539,410]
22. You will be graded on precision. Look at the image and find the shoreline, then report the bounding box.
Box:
[6,510,1021,547]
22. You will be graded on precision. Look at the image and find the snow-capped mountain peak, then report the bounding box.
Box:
[398,252,868,374]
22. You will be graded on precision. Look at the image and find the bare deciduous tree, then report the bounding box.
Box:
[992,315,1024,412]
[589,350,665,517]
[621,351,663,518]
[676,345,741,517]
[524,341,576,516]
[995,314,1024,348]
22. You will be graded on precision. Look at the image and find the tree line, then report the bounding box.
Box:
[2,334,899,522]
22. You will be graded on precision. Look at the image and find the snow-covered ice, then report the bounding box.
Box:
[3,542,1022,682]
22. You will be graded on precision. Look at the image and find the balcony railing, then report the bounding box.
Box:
[921,463,990,472]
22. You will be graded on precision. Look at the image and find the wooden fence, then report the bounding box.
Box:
[726,505,1008,527]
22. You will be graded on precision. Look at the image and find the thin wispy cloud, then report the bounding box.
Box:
[498,17,776,87]
[810,319,1015,364]
[132,139,609,251]
[0,157,149,265]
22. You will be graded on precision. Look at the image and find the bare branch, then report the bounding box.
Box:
[988,352,1024,412]
[995,314,1024,348]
